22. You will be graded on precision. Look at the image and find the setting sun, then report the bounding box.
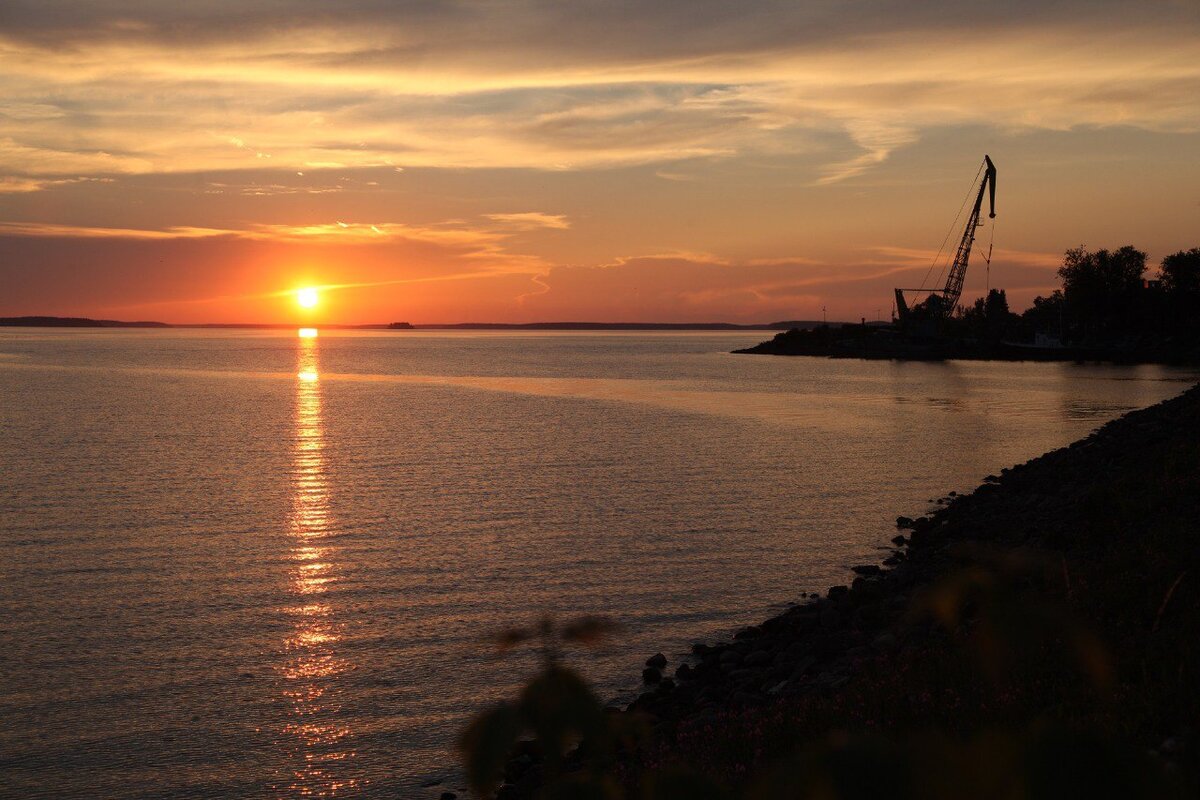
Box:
[297,288,319,309]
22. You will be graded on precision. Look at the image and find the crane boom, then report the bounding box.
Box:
[894,155,997,326]
[943,155,996,312]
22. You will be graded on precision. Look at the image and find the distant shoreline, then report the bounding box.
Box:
[0,316,172,329]
[0,316,832,332]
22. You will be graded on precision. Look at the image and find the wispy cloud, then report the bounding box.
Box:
[483,212,570,230]
[866,245,1061,270]
[0,221,239,238]
[0,175,114,193]
[815,123,917,185]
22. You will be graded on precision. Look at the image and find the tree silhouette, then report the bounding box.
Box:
[1159,248,1200,296]
[1056,246,1147,341]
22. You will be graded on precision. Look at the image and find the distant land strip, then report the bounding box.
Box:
[0,316,835,331]
[0,316,171,328]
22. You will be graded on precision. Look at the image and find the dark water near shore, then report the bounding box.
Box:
[2,329,1195,798]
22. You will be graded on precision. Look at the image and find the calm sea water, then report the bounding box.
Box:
[2,329,1195,798]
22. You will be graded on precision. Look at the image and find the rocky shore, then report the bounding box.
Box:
[498,381,1200,796]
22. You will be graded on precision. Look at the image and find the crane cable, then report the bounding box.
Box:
[916,159,987,304]
[981,216,996,293]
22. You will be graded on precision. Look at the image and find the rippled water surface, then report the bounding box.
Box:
[2,329,1195,798]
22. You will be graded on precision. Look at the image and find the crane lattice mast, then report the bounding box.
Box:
[894,155,996,325]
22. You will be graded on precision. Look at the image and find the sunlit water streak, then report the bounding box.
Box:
[1,329,1196,797]
[279,335,358,796]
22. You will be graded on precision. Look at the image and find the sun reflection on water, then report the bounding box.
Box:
[278,332,360,796]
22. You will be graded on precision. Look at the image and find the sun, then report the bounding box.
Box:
[297,287,319,308]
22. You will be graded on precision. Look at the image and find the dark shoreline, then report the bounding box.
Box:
[734,326,1200,365]
[499,381,1200,796]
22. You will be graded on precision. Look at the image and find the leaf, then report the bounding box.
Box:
[519,664,608,765]
[459,702,522,798]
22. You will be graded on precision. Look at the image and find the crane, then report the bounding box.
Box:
[894,155,996,327]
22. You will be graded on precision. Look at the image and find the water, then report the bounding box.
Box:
[1,329,1194,798]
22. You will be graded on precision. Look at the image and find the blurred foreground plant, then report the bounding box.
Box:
[459,616,647,799]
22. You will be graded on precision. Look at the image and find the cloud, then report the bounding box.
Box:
[0,221,239,238]
[201,179,346,196]
[513,245,1068,322]
[0,176,113,193]
[0,216,551,276]
[483,212,570,230]
[0,3,1196,184]
[815,122,917,185]
[517,255,845,320]
[867,245,1060,270]
[0,217,512,247]
[0,136,153,175]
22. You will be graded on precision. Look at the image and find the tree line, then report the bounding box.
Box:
[953,246,1200,348]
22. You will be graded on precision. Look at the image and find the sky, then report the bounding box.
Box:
[1,0,1198,324]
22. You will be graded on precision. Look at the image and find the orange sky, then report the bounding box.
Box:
[2,1,1199,323]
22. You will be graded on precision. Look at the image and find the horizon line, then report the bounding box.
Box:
[0,315,856,331]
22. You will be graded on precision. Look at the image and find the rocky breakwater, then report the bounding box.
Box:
[498,380,1200,795]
